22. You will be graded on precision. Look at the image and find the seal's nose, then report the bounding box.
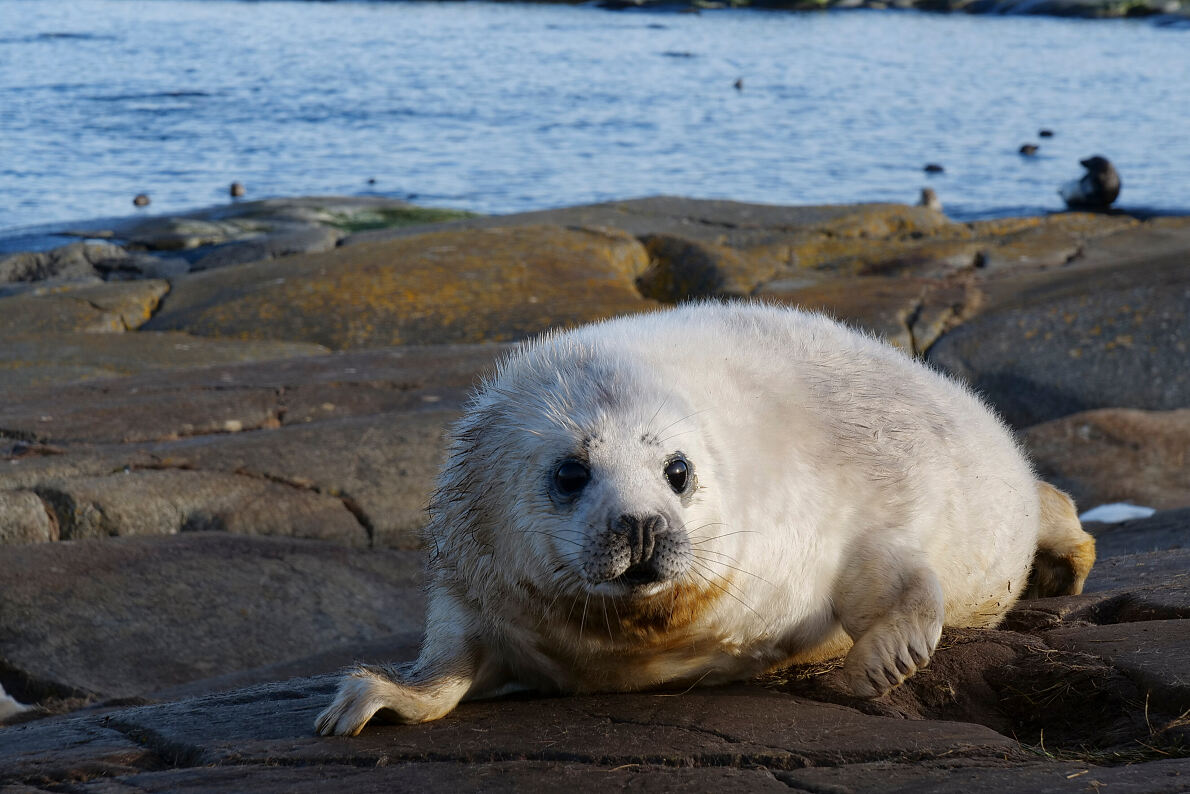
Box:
[612,514,667,567]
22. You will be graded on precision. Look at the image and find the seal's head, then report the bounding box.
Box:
[428,332,724,613]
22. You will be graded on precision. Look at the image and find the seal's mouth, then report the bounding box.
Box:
[614,562,664,588]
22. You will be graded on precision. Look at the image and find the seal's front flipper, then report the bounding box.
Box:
[834,560,944,699]
[314,613,485,736]
[314,657,474,736]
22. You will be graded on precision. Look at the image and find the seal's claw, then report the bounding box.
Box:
[315,668,388,736]
[314,661,474,735]
[842,611,942,698]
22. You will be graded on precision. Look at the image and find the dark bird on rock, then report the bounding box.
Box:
[924,163,945,174]
[133,193,150,207]
[229,181,245,198]
[1059,155,1121,211]
[1019,144,1038,156]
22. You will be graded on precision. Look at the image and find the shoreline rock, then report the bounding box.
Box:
[1,193,1186,790]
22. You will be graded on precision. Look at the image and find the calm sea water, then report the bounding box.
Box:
[2,0,1189,242]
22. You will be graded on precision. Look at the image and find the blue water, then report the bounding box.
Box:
[2,0,1189,240]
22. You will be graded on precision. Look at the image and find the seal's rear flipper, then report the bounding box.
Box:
[1025,482,1096,598]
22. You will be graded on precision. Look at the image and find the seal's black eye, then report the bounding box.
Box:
[554,460,590,496]
[664,457,689,493]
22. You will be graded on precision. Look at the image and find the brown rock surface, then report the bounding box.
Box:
[0,490,57,544]
[33,468,367,545]
[0,534,424,703]
[759,274,980,353]
[0,345,507,547]
[1045,620,1190,713]
[928,245,1190,427]
[0,241,121,283]
[2,197,1189,791]
[144,225,655,349]
[1025,408,1190,510]
[0,332,329,391]
[1084,508,1190,559]
[0,279,169,335]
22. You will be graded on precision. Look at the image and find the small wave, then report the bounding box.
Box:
[661,50,697,58]
[37,32,118,41]
[0,32,121,43]
[88,91,214,102]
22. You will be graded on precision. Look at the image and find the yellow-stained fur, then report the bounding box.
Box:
[1026,482,1096,598]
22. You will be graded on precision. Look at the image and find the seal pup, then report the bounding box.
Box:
[316,303,1094,736]
[1059,155,1120,210]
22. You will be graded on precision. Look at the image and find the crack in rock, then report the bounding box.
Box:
[102,717,207,768]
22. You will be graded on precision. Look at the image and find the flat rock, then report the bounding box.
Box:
[0,490,57,544]
[1045,620,1190,713]
[0,345,507,547]
[928,247,1190,427]
[189,225,343,271]
[63,762,797,792]
[777,758,1190,793]
[0,676,1017,789]
[1025,408,1190,510]
[759,275,979,353]
[0,280,169,335]
[1084,508,1190,558]
[122,217,265,252]
[0,332,328,392]
[0,344,500,444]
[0,241,121,283]
[0,534,424,704]
[1083,548,1190,593]
[144,225,655,349]
[33,468,367,545]
[347,197,954,292]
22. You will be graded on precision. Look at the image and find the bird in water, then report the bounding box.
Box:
[1059,156,1120,211]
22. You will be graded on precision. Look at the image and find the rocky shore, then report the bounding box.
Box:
[605,0,1190,21]
[1,195,1187,790]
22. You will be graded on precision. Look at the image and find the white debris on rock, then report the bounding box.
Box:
[0,683,29,722]
[1079,503,1158,524]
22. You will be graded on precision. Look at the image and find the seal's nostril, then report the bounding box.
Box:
[612,514,668,565]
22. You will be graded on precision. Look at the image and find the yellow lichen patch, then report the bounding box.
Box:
[146,225,656,349]
[0,279,169,335]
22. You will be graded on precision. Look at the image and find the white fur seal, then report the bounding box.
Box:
[317,303,1094,736]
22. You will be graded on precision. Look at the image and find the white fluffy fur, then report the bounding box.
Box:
[317,302,1047,736]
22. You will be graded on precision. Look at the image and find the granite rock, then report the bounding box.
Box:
[0,534,424,704]
[1025,408,1190,510]
[144,225,655,349]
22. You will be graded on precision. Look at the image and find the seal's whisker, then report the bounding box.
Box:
[688,557,754,603]
[578,591,592,648]
[658,429,700,445]
[691,546,744,565]
[644,396,670,437]
[653,407,713,439]
[689,530,760,544]
[687,563,763,621]
[693,553,777,588]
